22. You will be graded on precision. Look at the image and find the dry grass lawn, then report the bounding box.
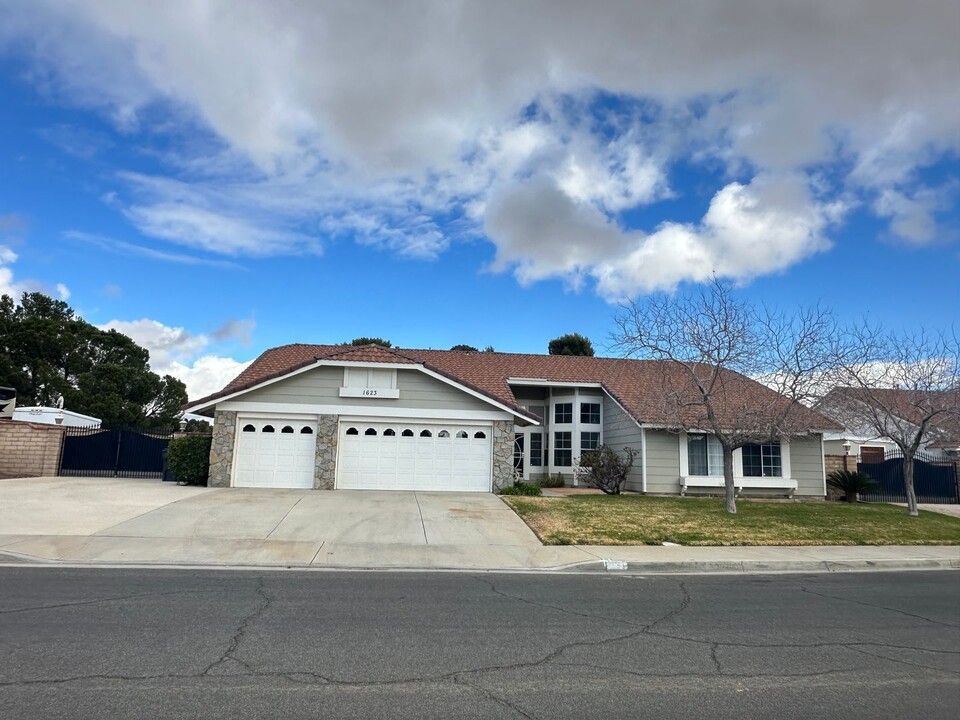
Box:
[501,495,960,546]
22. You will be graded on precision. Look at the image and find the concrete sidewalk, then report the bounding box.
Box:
[1,476,957,574]
[1,534,957,574]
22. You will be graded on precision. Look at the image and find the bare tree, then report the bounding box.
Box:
[827,325,960,516]
[610,278,838,514]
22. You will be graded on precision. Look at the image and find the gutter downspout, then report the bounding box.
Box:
[641,426,648,493]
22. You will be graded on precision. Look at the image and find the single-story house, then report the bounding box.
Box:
[817,387,960,462]
[184,344,839,496]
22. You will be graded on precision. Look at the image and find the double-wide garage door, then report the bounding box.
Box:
[337,421,492,492]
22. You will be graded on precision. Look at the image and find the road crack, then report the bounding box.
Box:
[202,577,272,676]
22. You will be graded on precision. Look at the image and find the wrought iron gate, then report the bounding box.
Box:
[59,427,172,478]
[858,449,959,504]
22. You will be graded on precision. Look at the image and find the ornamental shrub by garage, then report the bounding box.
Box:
[167,435,212,486]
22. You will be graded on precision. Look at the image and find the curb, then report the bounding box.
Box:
[0,553,957,575]
[566,557,960,575]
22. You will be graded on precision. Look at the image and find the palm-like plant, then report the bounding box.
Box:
[826,470,879,503]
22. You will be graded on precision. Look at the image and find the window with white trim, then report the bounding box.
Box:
[742,443,782,477]
[687,434,723,477]
[554,402,573,424]
[554,431,572,466]
[580,402,601,424]
[581,431,600,451]
[529,432,543,466]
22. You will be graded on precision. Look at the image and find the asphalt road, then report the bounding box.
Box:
[1,568,958,719]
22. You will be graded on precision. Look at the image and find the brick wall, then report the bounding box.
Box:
[824,454,857,477]
[0,420,66,479]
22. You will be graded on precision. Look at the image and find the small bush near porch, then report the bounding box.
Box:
[501,495,960,546]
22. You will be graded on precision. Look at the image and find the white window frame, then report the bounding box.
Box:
[580,401,601,425]
[686,433,724,477]
[679,432,792,483]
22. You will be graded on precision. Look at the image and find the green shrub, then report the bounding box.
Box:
[498,481,543,496]
[538,473,566,488]
[826,470,878,502]
[167,435,212,486]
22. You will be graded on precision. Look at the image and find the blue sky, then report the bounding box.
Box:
[0,1,957,400]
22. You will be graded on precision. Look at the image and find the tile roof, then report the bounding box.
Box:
[189,343,840,431]
[818,387,960,445]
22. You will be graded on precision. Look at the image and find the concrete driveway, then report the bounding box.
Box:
[0,476,545,568]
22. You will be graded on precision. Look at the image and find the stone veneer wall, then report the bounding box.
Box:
[0,420,65,479]
[208,410,237,487]
[492,419,514,491]
[314,414,339,489]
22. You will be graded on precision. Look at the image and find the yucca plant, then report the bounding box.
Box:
[826,470,879,503]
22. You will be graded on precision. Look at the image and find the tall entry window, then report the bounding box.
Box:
[529,433,543,466]
[554,432,572,466]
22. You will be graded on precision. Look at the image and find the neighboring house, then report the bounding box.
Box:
[184,344,839,496]
[12,406,102,428]
[817,387,960,461]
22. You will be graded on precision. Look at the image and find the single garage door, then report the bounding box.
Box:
[234,419,316,488]
[337,421,492,492]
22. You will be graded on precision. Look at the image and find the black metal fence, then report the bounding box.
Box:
[858,448,959,504]
[59,426,172,478]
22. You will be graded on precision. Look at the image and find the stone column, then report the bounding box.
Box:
[314,414,339,489]
[491,419,515,491]
[208,410,237,488]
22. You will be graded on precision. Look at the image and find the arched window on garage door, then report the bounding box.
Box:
[438,430,450,438]
[383,428,396,436]
[420,429,432,438]
[262,425,275,433]
[474,431,486,439]
[300,427,313,434]
[456,430,468,438]
[402,429,414,437]
[242,424,256,432]
[365,428,378,436]
[345,427,359,435]
[281,426,294,433]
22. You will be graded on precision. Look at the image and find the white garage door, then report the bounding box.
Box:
[337,421,492,492]
[234,419,316,488]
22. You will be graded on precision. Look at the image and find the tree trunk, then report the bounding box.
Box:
[903,453,919,517]
[723,445,737,514]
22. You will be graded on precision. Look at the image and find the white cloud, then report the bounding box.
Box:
[488,172,837,298]
[163,355,252,401]
[2,1,957,295]
[873,183,957,246]
[99,316,255,399]
[64,230,245,269]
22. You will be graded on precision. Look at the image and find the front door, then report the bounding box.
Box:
[513,433,524,480]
